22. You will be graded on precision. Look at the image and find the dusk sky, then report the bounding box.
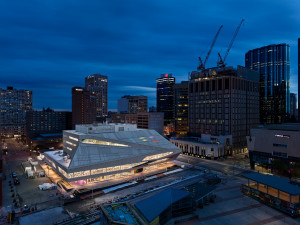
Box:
[1,0,299,111]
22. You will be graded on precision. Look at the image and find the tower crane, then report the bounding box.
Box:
[217,19,245,68]
[197,25,223,71]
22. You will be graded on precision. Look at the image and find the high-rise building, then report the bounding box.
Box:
[72,87,97,128]
[173,81,189,137]
[156,74,175,125]
[26,108,72,137]
[245,44,290,124]
[188,66,260,155]
[290,93,297,119]
[0,86,32,137]
[26,108,72,149]
[85,74,108,119]
[298,38,300,122]
[117,95,147,114]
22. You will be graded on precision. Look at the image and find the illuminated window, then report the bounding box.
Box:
[69,136,78,141]
[143,152,173,161]
[66,141,76,146]
[58,166,68,178]
[81,139,128,147]
[73,170,90,178]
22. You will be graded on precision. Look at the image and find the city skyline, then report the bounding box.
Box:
[0,0,299,111]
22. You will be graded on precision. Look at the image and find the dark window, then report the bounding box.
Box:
[273,143,287,148]
[273,151,287,158]
[225,79,229,89]
[190,83,193,93]
[195,83,198,92]
[201,82,204,91]
[212,80,216,91]
[206,81,210,91]
[218,79,222,90]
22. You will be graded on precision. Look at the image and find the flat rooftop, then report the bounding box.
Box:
[44,150,70,168]
[242,172,300,195]
[256,123,300,131]
[171,137,222,145]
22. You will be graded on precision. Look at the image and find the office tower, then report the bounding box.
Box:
[173,81,189,137]
[188,66,260,155]
[245,44,290,124]
[85,74,108,119]
[26,108,72,149]
[290,93,297,119]
[298,38,300,122]
[72,87,96,128]
[0,86,32,137]
[117,95,148,114]
[156,74,175,125]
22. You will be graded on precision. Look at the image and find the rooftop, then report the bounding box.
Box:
[242,173,300,195]
[256,123,300,132]
[44,150,70,168]
[135,188,190,223]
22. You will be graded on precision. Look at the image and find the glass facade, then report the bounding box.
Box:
[85,74,108,118]
[298,38,300,122]
[245,44,290,124]
[156,74,175,125]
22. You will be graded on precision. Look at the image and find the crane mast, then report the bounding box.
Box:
[218,19,245,67]
[197,25,223,71]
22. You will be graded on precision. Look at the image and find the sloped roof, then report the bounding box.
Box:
[243,172,300,195]
[67,129,179,169]
[135,188,190,223]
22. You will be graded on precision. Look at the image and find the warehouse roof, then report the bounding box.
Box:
[243,173,300,195]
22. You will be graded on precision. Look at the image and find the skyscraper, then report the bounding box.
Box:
[298,38,300,122]
[117,95,147,114]
[72,87,97,128]
[245,44,290,124]
[188,66,260,155]
[290,93,297,119]
[85,74,108,119]
[156,74,175,125]
[173,81,189,137]
[0,86,32,136]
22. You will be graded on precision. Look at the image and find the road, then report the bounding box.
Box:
[64,169,202,213]
[177,154,253,176]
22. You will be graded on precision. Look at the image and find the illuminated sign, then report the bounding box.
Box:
[275,134,290,139]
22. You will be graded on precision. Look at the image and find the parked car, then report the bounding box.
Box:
[14,178,20,185]
[12,172,17,179]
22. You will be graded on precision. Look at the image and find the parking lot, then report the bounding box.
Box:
[2,138,62,212]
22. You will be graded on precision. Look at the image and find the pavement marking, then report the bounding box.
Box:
[247,214,287,225]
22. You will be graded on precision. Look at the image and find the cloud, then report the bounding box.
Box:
[0,0,298,110]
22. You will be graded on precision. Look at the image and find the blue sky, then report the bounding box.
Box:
[0,0,299,111]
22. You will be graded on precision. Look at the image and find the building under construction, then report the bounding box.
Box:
[188,66,260,155]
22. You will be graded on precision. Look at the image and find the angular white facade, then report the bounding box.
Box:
[44,123,180,184]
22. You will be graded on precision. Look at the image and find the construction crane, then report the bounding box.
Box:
[217,19,245,67]
[197,25,223,71]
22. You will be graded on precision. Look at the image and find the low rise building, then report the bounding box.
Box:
[44,123,180,185]
[247,124,300,171]
[170,134,231,159]
[111,112,164,135]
